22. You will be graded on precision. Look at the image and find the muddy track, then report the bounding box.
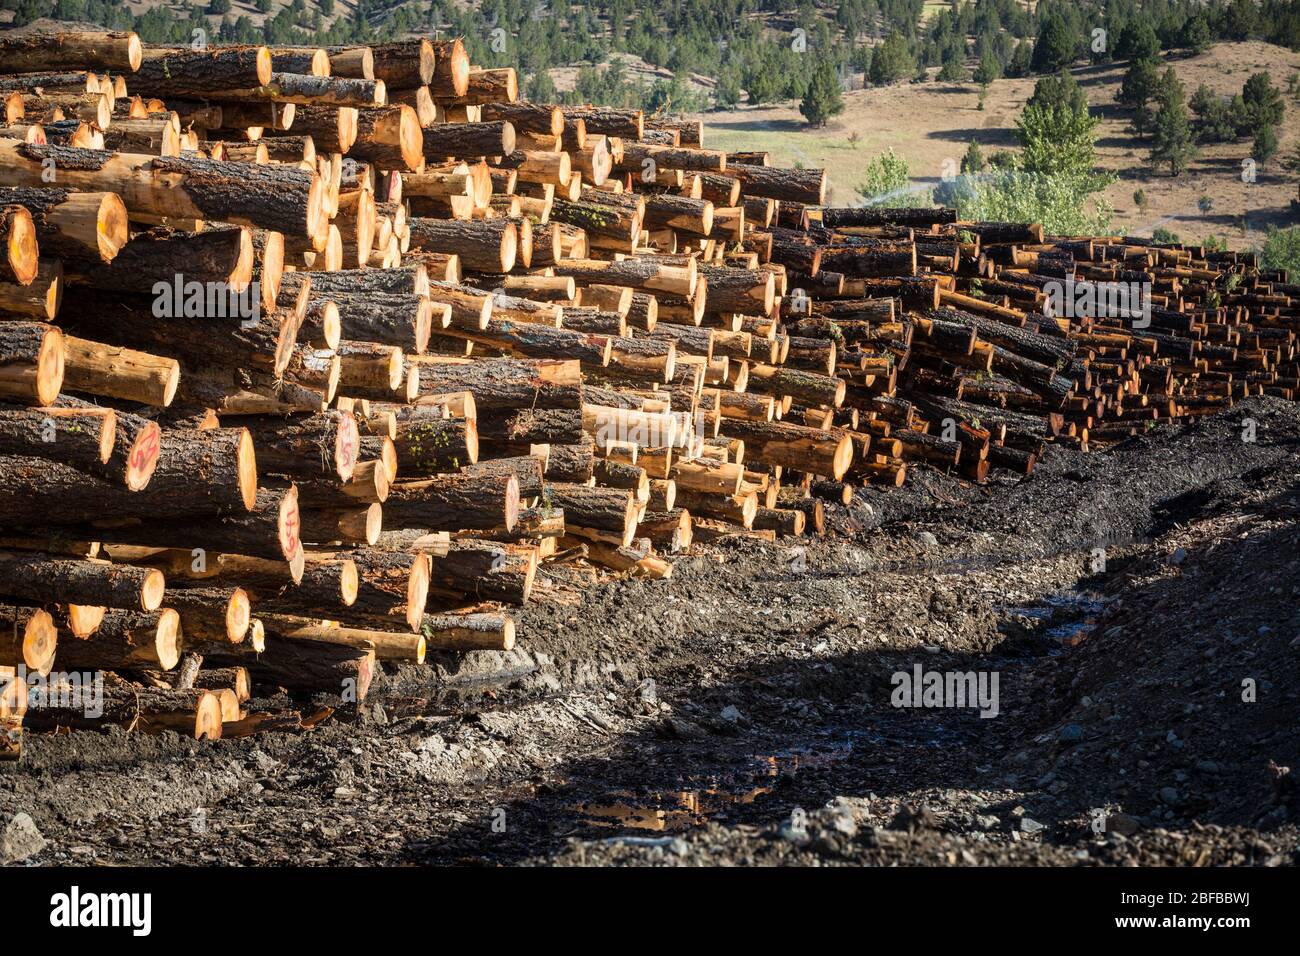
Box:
[3,397,1299,867]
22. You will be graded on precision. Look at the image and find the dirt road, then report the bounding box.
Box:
[3,398,1298,867]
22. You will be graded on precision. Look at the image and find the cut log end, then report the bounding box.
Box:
[237,427,258,510]
[336,411,360,481]
[406,552,430,632]
[156,607,181,670]
[5,205,39,287]
[503,473,521,532]
[339,558,358,606]
[65,603,105,638]
[125,420,161,492]
[140,567,166,611]
[831,434,855,481]
[125,33,143,72]
[193,689,223,740]
[34,323,66,406]
[22,607,57,676]
[277,485,302,563]
[227,587,251,644]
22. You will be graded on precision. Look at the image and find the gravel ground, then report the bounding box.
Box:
[2,398,1298,867]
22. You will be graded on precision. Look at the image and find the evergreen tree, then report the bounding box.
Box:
[800,57,845,127]
[1031,14,1076,74]
[1241,71,1285,136]
[526,69,557,102]
[1117,19,1160,61]
[962,138,985,173]
[869,30,914,86]
[1182,14,1211,54]
[1149,68,1196,175]
[972,51,1000,85]
[1118,57,1161,136]
[209,0,230,12]
[938,47,967,82]
[1253,124,1279,162]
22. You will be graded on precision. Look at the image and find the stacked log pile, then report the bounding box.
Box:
[0,29,1295,755]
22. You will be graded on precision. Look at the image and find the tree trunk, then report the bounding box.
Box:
[0,186,127,263]
[382,471,519,533]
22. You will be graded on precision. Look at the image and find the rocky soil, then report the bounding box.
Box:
[2,398,1299,867]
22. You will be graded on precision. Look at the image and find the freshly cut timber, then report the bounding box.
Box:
[0,605,57,675]
[64,223,253,291]
[407,217,517,273]
[25,684,222,739]
[0,142,325,240]
[382,471,520,533]
[130,46,273,97]
[0,321,64,406]
[0,427,256,528]
[0,403,116,479]
[0,31,142,73]
[369,39,436,87]
[164,586,252,644]
[61,335,180,407]
[235,411,360,482]
[718,418,855,479]
[0,551,165,611]
[0,204,38,286]
[218,73,386,108]
[421,121,516,160]
[0,187,127,263]
[53,608,182,672]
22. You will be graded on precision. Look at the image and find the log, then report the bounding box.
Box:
[0,551,164,611]
[26,681,222,739]
[0,321,63,406]
[382,471,520,533]
[0,605,57,675]
[0,187,127,263]
[718,418,854,479]
[0,143,324,239]
[0,31,142,74]
[130,46,273,97]
[407,217,517,273]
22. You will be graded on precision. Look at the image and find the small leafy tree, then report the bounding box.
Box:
[856,148,921,206]
[1260,226,1300,276]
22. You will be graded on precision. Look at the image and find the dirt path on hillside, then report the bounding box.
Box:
[2,398,1298,867]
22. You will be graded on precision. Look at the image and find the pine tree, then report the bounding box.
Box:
[1118,57,1161,136]
[800,57,845,127]
[869,30,914,86]
[962,139,985,173]
[1149,68,1196,175]
[1032,14,1077,74]
[1241,71,1285,136]
[1253,124,1279,162]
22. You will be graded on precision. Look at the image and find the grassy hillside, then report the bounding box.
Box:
[699,41,1300,244]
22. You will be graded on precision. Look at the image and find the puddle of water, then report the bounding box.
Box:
[998,592,1106,647]
[572,743,854,832]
